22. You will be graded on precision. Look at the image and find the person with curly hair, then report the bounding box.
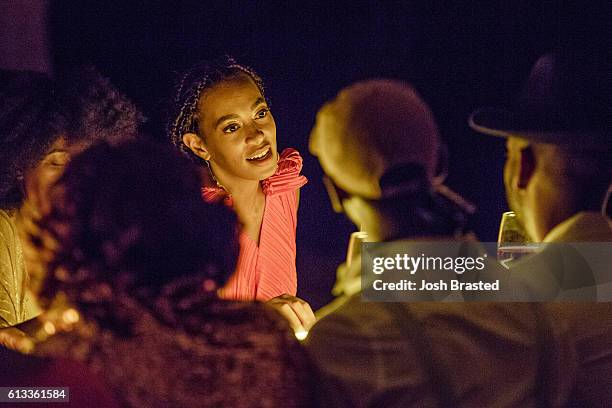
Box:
[1,70,63,333]
[0,67,142,339]
[23,66,143,215]
[168,57,315,335]
[31,140,312,407]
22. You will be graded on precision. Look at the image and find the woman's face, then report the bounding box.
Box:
[24,137,87,213]
[194,75,278,183]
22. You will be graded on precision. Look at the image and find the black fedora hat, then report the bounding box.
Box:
[469,50,612,151]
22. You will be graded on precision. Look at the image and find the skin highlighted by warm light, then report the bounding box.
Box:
[183,75,279,186]
[61,308,80,324]
[294,329,309,341]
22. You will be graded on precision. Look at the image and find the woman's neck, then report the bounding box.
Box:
[229,181,264,213]
[207,166,263,210]
[207,165,266,243]
[208,167,262,203]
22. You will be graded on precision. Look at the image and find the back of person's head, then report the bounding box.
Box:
[310,79,472,239]
[0,70,64,210]
[310,79,441,200]
[35,140,238,333]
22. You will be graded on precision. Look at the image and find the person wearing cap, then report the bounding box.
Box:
[311,78,477,318]
[305,79,576,407]
[470,50,612,406]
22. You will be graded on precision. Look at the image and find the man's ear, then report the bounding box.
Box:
[518,145,536,189]
[182,133,210,161]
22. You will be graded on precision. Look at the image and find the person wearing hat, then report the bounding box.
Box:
[470,51,611,244]
[305,79,576,407]
[470,50,612,406]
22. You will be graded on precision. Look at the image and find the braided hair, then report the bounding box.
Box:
[167,56,265,165]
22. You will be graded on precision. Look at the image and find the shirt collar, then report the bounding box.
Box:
[543,211,612,242]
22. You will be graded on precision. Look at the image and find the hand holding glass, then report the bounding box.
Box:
[497,211,538,268]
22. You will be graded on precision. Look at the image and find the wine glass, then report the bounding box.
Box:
[497,211,537,268]
[331,231,368,297]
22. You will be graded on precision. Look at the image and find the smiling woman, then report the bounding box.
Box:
[168,57,315,334]
[0,67,142,338]
[187,74,279,200]
[0,70,62,330]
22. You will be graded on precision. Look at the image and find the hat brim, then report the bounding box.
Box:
[468,107,610,150]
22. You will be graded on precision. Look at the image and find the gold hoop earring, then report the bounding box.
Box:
[205,160,226,191]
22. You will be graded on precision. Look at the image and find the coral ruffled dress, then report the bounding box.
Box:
[202,148,307,301]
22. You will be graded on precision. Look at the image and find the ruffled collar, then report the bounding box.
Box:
[202,148,307,206]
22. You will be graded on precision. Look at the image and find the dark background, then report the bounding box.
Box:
[46,0,609,308]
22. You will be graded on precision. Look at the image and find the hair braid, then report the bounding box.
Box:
[167,56,266,165]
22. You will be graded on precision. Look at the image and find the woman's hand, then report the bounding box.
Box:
[266,294,316,337]
[0,327,35,354]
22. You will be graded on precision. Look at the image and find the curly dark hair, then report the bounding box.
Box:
[0,70,64,209]
[56,66,144,146]
[36,141,238,332]
[167,56,265,165]
[0,67,144,210]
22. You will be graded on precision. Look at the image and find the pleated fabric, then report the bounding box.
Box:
[202,148,307,301]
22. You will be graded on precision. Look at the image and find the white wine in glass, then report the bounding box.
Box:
[497,211,539,268]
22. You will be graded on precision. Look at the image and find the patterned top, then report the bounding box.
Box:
[0,209,40,327]
[202,148,307,301]
[35,290,312,408]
